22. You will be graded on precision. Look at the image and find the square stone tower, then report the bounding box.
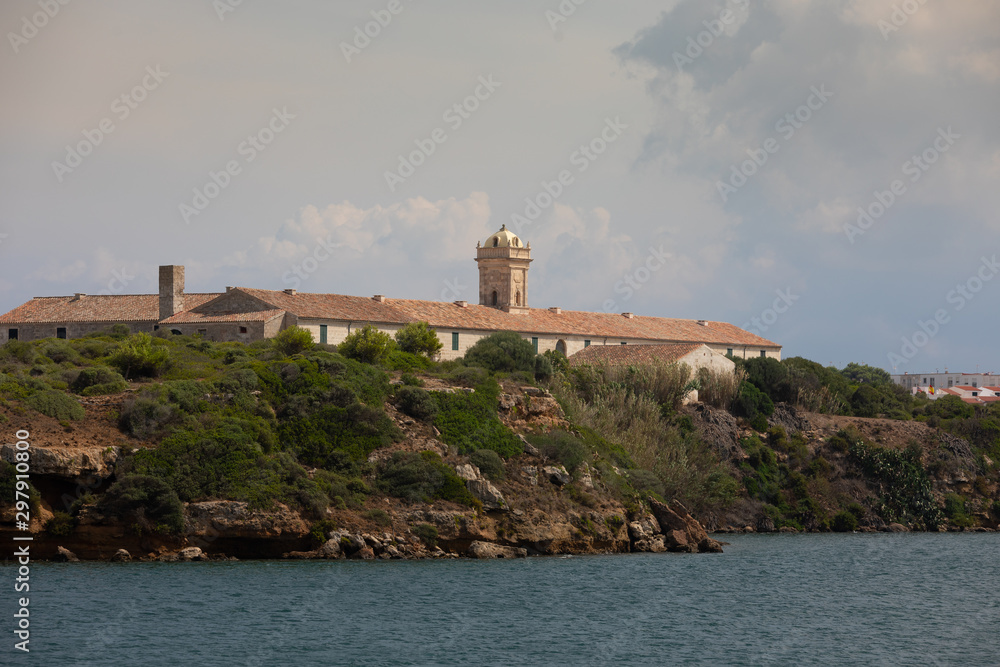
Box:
[476,225,532,314]
[159,265,185,321]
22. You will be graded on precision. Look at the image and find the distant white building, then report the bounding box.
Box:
[891,372,1000,404]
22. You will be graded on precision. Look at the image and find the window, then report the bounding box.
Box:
[621,341,627,345]
[760,350,766,358]
[56,327,67,339]
[515,291,521,306]
[556,340,567,355]
[972,382,978,388]
[319,325,327,344]
[493,237,498,247]
[972,392,979,397]
[452,332,459,351]
[492,291,498,306]
[948,380,953,387]
[7,329,17,340]
[239,326,248,335]
[727,348,733,357]
[584,340,590,348]
[197,329,208,337]
[531,337,538,353]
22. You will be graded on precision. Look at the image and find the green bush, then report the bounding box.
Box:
[431,380,522,458]
[0,340,37,365]
[733,381,775,422]
[395,386,438,421]
[45,511,77,537]
[338,325,395,364]
[71,366,127,395]
[401,373,424,387]
[273,326,315,357]
[364,508,393,527]
[446,366,489,388]
[831,510,859,532]
[279,402,401,467]
[534,354,553,382]
[470,449,505,480]
[394,321,443,357]
[412,523,438,549]
[849,438,942,528]
[526,430,588,472]
[118,395,177,439]
[309,518,338,546]
[463,331,535,374]
[542,349,570,376]
[40,340,82,364]
[385,350,434,372]
[943,493,974,528]
[107,333,170,379]
[97,474,185,534]
[26,390,85,420]
[377,451,479,508]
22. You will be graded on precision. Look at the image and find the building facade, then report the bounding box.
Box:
[0,228,782,360]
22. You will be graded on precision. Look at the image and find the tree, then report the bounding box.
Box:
[339,324,395,364]
[394,321,443,357]
[107,333,169,379]
[841,362,892,387]
[462,331,535,374]
[273,326,314,356]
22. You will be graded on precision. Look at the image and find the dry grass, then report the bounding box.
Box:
[696,366,745,409]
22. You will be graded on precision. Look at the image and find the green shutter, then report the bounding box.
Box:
[584,340,590,348]
[452,332,459,350]
[319,325,328,344]
[532,337,538,353]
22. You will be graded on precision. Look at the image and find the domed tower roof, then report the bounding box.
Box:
[484,224,523,249]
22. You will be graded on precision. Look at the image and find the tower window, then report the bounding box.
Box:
[515,291,521,306]
[492,291,498,306]
[493,237,499,247]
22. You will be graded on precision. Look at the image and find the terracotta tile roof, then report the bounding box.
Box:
[238,288,780,348]
[984,386,1000,392]
[0,293,220,324]
[962,398,984,405]
[939,388,960,396]
[954,385,979,391]
[979,396,1000,403]
[567,343,705,367]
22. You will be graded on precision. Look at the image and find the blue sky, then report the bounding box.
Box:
[1,0,997,373]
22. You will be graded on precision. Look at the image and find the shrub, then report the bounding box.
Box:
[470,449,505,480]
[401,373,424,387]
[534,354,553,382]
[395,386,438,421]
[309,519,338,546]
[338,325,395,364]
[412,523,438,549]
[542,349,570,376]
[733,381,775,422]
[40,340,81,364]
[446,366,489,388]
[97,475,185,534]
[831,510,859,532]
[696,366,745,409]
[0,340,36,365]
[364,508,393,527]
[431,380,523,458]
[377,451,479,508]
[385,350,434,372]
[943,493,974,528]
[527,430,588,472]
[71,366,127,395]
[273,327,315,357]
[394,321,443,357]
[118,395,177,439]
[107,333,169,379]
[463,331,535,374]
[45,511,77,537]
[26,390,85,420]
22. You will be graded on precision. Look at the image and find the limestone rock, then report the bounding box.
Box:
[317,539,342,558]
[577,463,594,490]
[517,434,541,457]
[111,549,131,562]
[350,547,375,560]
[185,501,309,541]
[467,541,528,559]
[54,546,79,562]
[648,498,722,553]
[178,546,205,561]
[1,444,119,480]
[543,465,571,486]
[522,466,538,486]
[887,523,909,533]
[467,479,506,510]
[455,464,480,481]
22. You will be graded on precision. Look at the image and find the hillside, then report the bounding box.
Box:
[0,328,997,561]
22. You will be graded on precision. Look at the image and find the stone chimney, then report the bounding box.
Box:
[159,265,185,321]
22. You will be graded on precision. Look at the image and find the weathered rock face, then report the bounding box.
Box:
[0,444,119,480]
[628,514,667,553]
[467,479,507,510]
[467,541,527,559]
[648,498,723,553]
[111,548,132,562]
[55,546,79,562]
[688,404,744,463]
[498,389,567,428]
[185,501,309,540]
[543,465,571,487]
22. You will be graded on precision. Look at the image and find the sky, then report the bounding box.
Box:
[1,0,997,374]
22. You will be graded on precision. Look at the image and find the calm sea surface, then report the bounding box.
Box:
[1,533,998,666]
